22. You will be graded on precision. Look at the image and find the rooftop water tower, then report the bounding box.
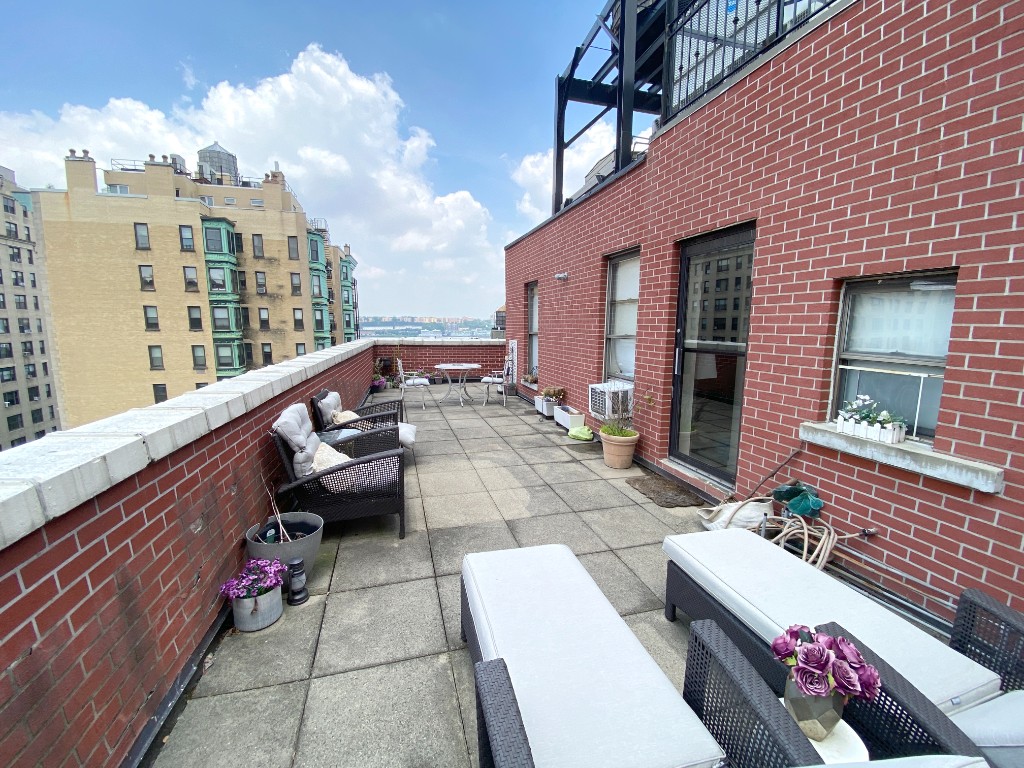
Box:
[197,141,238,185]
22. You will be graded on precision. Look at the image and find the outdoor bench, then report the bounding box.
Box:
[663,528,1023,766]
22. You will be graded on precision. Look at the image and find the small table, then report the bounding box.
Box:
[435,363,481,406]
[779,699,869,764]
[317,428,361,449]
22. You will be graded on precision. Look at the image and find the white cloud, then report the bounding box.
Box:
[179,61,198,90]
[511,120,617,225]
[0,44,506,317]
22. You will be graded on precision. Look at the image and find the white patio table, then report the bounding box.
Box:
[435,363,481,406]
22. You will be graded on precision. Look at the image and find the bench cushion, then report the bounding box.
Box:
[663,529,1002,715]
[463,544,724,768]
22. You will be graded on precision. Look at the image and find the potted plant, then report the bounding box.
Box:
[540,387,566,419]
[771,624,881,741]
[220,557,288,632]
[599,392,653,469]
[245,484,324,578]
[836,395,906,444]
[371,358,388,392]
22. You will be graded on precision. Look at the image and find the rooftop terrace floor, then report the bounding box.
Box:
[146,386,707,768]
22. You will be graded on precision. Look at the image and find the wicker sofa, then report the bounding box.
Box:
[663,529,1023,766]
[462,544,989,768]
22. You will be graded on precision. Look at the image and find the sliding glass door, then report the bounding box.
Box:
[671,224,755,482]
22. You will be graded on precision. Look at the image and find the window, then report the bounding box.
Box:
[7,414,23,430]
[179,225,195,251]
[717,258,730,272]
[250,198,264,207]
[0,343,9,358]
[134,223,150,249]
[233,233,244,253]
[834,273,956,438]
[311,277,322,298]
[715,278,728,292]
[261,343,272,365]
[48,405,54,418]
[44,384,50,398]
[153,384,167,403]
[35,319,42,333]
[290,273,302,295]
[296,343,306,356]
[287,236,299,260]
[9,247,21,263]
[526,282,539,379]
[199,195,213,206]
[255,271,267,294]
[27,250,33,264]
[24,363,36,378]
[143,344,163,370]
[18,318,30,333]
[29,386,40,401]
[344,312,353,329]
[32,297,38,310]
[215,344,234,367]
[259,308,270,330]
[20,341,32,355]
[313,309,325,332]
[252,234,264,258]
[204,227,223,253]
[605,254,640,380]
[192,345,206,370]
[212,306,230,330]
[223,197,236,205]
[31,409,43,424]
[293,309,304,331]
[139,265,155,290]
[208,267,226,291]
[183,266,199,291]
[41,362,47,376]
[237,271,247,291]
[143,305,159,331]
[3,390,18,406]
[714,298,727,311]
[0,319,8,333]
[28,273,35,289]
[187,306,202,331]
[10,436,27,446]
[0,367,14,382]
[14,295,26,310]
[244,343,254,366]
[309,238,320,261]
[196,383,208,389]
[12,271,23,287]
[2,196,14,214]
[6,222,18,239]
[240,307,250,329]
[106,184,129,195]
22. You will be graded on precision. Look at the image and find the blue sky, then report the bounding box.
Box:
[2,1,622,317]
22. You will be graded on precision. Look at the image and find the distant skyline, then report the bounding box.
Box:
[0,1,632,318]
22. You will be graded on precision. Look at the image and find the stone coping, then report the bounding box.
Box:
[0,340,389,551]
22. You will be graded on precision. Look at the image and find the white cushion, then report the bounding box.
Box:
[316,391,342,426]
[272,404,320,478]
[481,376,504,384]
[662,529,1002,714]
[950,689,1024,767]
[462,544,724,768]
[829,758,990,768]
[398,422,416,448]
[311,442,350,474]
[405,377,430,386]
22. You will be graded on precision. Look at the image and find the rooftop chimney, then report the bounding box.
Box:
[162,155,168,163]
[148,154,156,161]
[81,149,90,158]
[68,149,77,157]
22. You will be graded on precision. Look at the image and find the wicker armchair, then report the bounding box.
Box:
[272,405,406,538]
[310,389,400,433]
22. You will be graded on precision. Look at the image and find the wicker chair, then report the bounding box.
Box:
[310,389,400,433]
[272,404,406,538]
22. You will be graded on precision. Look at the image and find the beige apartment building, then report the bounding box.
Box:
[0,165,61,448]
[36,144,341,427]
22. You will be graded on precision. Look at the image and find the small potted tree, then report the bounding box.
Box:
[599,392,654,468]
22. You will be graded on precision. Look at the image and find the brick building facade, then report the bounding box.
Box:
[506,0,1023,618]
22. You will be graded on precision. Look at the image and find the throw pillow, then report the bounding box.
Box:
[398,422,417,448]
[331,409,361,426]
[312,442,350,474]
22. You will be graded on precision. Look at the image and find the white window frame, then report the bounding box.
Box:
[605,252,640,381]
[526,282,539,379]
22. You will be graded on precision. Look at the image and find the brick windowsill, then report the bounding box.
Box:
[799,422,1004,494]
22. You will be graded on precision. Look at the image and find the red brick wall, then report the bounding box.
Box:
[506,0,1024,617]
[371,341,506,379]
[0,349,378,767]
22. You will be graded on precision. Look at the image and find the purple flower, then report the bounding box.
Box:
[771,625,810,662]
[831,659,862,697]
[835,636,865,667]
[855,663,881,701]
[793,666,832,697]
[219,558,287,600]
[814,632,836,651]
[796,642,835,674]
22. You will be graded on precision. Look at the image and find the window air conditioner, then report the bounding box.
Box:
[588,382,634,421]
[31,396,39,401]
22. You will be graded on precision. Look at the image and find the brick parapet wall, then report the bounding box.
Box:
[506,0,1023,617]
[0,338,500,767]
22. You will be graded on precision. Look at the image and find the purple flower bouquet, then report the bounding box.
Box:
[771,624,881,701]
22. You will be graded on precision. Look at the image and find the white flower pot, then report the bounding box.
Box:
[841,419,857,436]
[865,423,882,442]
[881,424,906,444]
[854,421,867,439]
[553,406,585,430]
[541,399,556,418]
[534,396,545,414]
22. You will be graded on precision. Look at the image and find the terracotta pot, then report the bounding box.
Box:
[600,431,639,469]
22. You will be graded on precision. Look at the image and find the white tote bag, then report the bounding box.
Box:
[697,496,773,531]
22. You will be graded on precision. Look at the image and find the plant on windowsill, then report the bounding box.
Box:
[836,395,907,444]
[599,392,654,469]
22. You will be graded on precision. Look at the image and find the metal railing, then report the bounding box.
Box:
[667,0,838,119]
